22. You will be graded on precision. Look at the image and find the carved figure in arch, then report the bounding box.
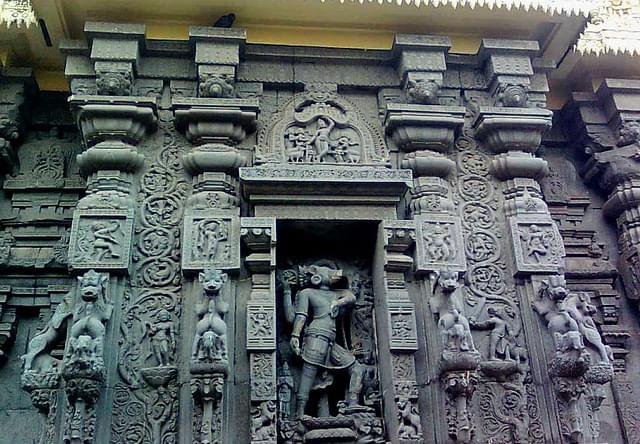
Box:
[281,263,364,417]
[563,292,612,364]
[308,117,335,162]
[430,271,477,353]
[331,135,359,163]
[145,309,177,367]
[191,269,229,365]
[257,90,388,164]
[469,306,521,362]
[285,127,312,162]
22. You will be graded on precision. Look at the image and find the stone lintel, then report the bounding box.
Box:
[172,97,259,143]
[384,103,466,130]
[240,165,412,212]
[84,22,146,43]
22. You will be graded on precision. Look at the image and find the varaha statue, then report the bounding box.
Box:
[281,263,364,417]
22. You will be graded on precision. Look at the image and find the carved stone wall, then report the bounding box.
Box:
[0,21,637,444]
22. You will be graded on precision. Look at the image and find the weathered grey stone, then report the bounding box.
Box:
[0,19,636,444]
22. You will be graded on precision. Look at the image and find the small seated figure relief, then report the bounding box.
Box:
[191,269,229,368]
[281,263,364,418]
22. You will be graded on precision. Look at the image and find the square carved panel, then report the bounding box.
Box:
[415,214,466,273]
[182,209,240,272]
[69,207,134,271]
[509,216,565,273]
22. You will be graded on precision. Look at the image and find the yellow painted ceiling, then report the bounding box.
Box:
[0,0,634,103]
[1,0,586,71]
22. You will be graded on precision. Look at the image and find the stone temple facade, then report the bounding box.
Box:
[1,6,640,444]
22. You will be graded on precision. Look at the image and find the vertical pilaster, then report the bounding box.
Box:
[20,23,158,441]
[373,221,423,444]
[242,217,278,444]
[474,39,616,443]
[386,34,481,443]
[173,27,259,444]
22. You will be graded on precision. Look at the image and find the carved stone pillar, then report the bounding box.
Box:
[21,270,113,444]
[189,269,232,444]
[0,68,34,365]
[575,80,640,306]
[242,217,277,444]
[21,24,159,442]
[171,27,259,444]
[373,221,423,444]
[385,34,466,219]
[386,34,477,443]
[560,79,640,442]
[473,40,614,443]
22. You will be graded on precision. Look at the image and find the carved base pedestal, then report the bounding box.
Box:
[301,416,357,443]
[191,371,226,444]
[63,375,103,444]
[442,370,479,444]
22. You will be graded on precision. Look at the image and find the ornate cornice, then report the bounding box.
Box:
[314,0,596,16]
[576,0,640,56]
[0,0,35,28]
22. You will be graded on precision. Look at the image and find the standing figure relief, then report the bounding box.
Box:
[281,263,365,418]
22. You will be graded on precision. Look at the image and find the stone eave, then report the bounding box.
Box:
[575,2,640,57]
[312,0,594,16]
